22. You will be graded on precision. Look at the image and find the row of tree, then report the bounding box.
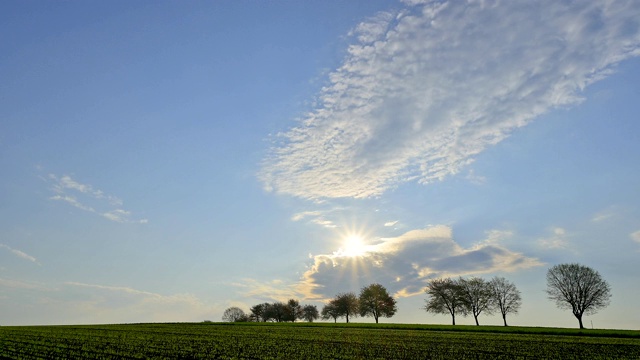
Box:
[222,299,320,323]
[424,276,521,326]
[320,283,397,323]
[223,263,611,329]
[423,263,612,329]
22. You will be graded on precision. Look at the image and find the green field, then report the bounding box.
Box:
[1,322,639,359]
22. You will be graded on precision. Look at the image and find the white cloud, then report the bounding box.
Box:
[630,230,640,243]
[0,244,40,265]
[384,220,399,227]
[537,227,570,249]
[591,207,617,222]
[261,0,640,199]
[46,173,147,224]
[298,225,541,299]
[0,277,49,290]
[62,282,211,323]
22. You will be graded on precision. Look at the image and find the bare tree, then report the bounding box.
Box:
[546,263,612,329]
[321,303,340,323]
[332,292,359,323]
[222,307,247,322]
[424,278,467,325]
[302,304,319,322]
[489,276,521,326]
[358,283,397,323]
[458,277,494,326]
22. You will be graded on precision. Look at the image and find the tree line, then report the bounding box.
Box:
[222,263,611,329]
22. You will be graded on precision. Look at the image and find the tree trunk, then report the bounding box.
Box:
[451,314,456,326]
[375,315,379,324]
[577,314,584,329]
[502,313,508,327]
[474,315,479,326]
[346,314,349,323]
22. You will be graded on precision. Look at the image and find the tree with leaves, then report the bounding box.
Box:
[222,307,247,322]
[321,302,340,323]
[546,263,612,329]
[457,277,494,326]
[284,299,303,322]
[489,276,521,326]
[332,292,359,323]
[301,304,319,322]
[424,277,466,325]
[358,283,397,323]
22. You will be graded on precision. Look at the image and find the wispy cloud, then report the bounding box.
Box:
[591,207,617,222]
[0,277,49,290]
[46,174,147,224]
[291,210,337,228]
[384,220,398,227]
[0,244,40,265]
[537,227,570,249]
[261,0,640,199]
[298,225,541,299]
[630,230,640,244]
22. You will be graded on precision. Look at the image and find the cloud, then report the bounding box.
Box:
[631,230,640,243]
[260,0,640,199]
[591,207,617,222]
[46,173,148,224]
[298,225,541,299]
[291,210,337,228]
[0,277,50,290]
[61,282,211,323]
[537,227,570,249]
[384,220,398,227]
[0,244,40,265]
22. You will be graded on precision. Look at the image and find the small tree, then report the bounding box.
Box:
[250,303,269,322]
[222,307,247,322]
[458,277,494,326]
[546,263,612,329]
[332,292,359,323]
[302,304,319,322]
[358,283,397,323]
[489,276,521,326]
[424,277,466,325]
[321,303,340,323]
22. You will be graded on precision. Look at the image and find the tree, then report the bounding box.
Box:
[321,303,340,323]
[263,302,288,323]
[424,277,466,325]
[302,304,319,322]
[458,277,494,326]
[358,283,397,323]
[332,292,359,323]
[489,276,521,326]
[250,303,270,322]
[284,299,303,322]
[222,307,247,322]
[546,263,612,329]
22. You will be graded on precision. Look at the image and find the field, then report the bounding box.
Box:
[1,322,639,359]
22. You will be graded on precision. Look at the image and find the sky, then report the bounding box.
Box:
[1,0,639,329]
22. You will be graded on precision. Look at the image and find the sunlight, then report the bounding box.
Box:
[342,234,367,257]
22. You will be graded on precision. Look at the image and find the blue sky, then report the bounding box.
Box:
[1,0,639,328]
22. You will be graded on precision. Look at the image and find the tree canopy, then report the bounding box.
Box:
[546,263,612,329]
[358,283,397,323]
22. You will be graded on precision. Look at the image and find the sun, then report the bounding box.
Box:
[342,234,367,257]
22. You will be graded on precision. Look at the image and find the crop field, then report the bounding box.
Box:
[1,322,639,359]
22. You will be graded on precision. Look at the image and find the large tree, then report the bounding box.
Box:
[221,307,247,322]
[249,303,270,322]
[332,292,359,323]
[321,303,340,323]
[489,276,521,326]
[424,277,466,325]
[546,263,612,329]
[301,304,319,322]
[358,283,397,323]
[458,277,494,326]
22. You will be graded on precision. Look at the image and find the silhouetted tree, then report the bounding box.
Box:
[458,277,494,326]
[332,292,359,323]
[263,302,288,322]
[358,283,397,323]
[424,277,466,325]
[284,299,303,322]
[489,276,521,326]
[250,303,270,322]
[222,307,247,322]
[546,263,612,329]
[321,303,340,323]
[302,304,319,322]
